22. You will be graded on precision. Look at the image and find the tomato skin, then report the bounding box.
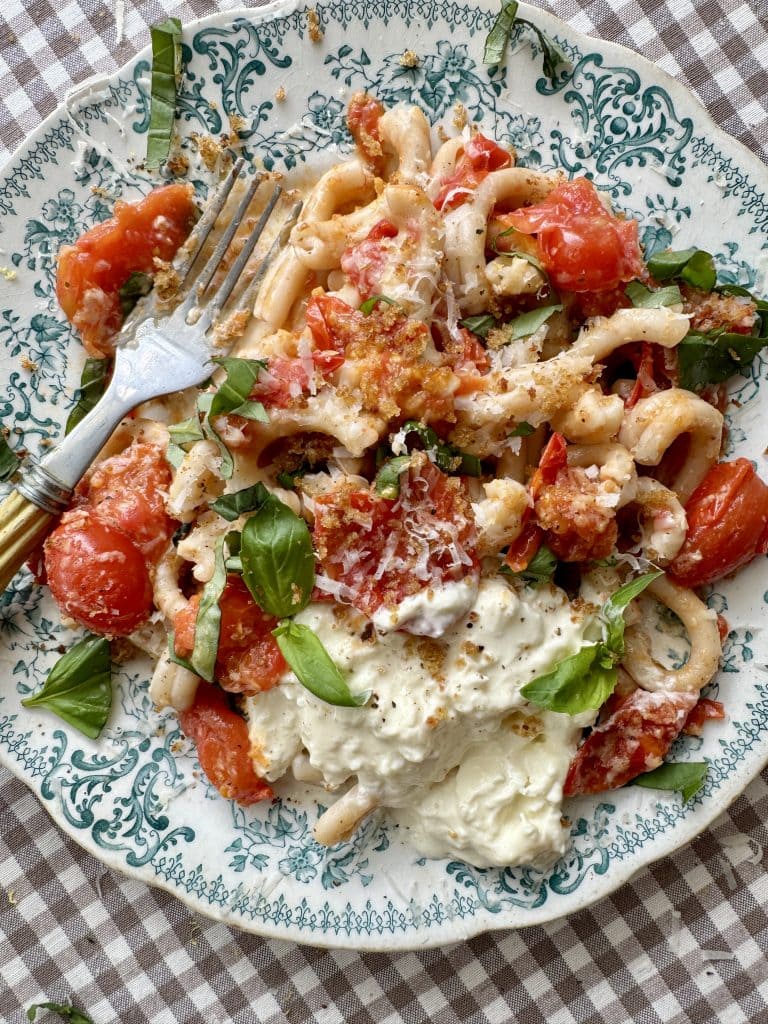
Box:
[564,689,698,796]
[682,697,725,737]
[504,519,543,572]
[305,292,360,350]
[347,92,385,168]
[44,510,153,635]
[179,682,273,805]
[503,178,644,293]
[435,134,513,211]
[56,183,197,356]
[174,576,286,695]
[668,459,768,587]
[340,219,399,299]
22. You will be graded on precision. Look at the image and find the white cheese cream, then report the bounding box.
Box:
[245,576,594,868]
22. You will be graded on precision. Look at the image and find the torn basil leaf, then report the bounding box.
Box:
[399,421,481,476]
[0,431,20,481]
[240,493,316,617]
[188,534,228,682]
[509,421,535,437]
[375,455,412,499]
[678,330,768,391]
[21,636,111,739]
[276,465,310,489]
[65,357,111,435]
[209,357,268,422]
[273,620,367,707]
[631,760,708,802]
[600,569,663,664]
[520,645,616,714]
[166,415,204,471]
[147,17,183,168]
[359,294,397,316]
[625,281,683,309]
[118,270,153,317]
[506,303,562,341]
[459,313,498,339]
[507,544,556,585]
[210,482,270,522]
[26,1003,94,1024]
[646,247,716,291]
[483,0,568,83]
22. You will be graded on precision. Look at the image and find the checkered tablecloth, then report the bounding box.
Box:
[2,1,768,1021]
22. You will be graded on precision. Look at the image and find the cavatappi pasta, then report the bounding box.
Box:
[40,95,768,868]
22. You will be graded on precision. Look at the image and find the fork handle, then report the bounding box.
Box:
[0,489,55,592]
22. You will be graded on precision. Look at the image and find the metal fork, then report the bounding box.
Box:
[0,160,301,591]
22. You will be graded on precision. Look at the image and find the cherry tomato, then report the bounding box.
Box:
[56,183,198,356]
[564,689,698,796]
[502,178,644,293]
[313,457,479,620]
[668,459,768,587]
[434,134,513,211]
[80,442,176,561]
[682,697,725,737]
[249,352,344,409]
[44,510,153,635]
[305,291,361,350]
[504,518,543,572]
[347,92,385,169]
[179,682,273,805]
[340,219,399,299]
[174,576,286,694]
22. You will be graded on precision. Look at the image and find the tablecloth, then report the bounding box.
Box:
[1,1,768,1021]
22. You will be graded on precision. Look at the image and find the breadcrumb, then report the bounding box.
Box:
[452,103,468,131]
[400,50,419,68]
[0,267,16,281]
[275,85,286,102]
[307,9,323,43]
[20,356,37,372]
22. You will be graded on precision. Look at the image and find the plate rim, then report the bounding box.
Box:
[1,0,767,950]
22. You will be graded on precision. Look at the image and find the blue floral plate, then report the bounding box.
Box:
[1,0,767,950]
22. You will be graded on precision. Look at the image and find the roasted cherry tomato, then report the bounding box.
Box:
[669,459,768,587]
[564,689,698,796]
[56,183,197,356]
[434,134,512,211]
[501,178,644,293]
[347,92,385,169]
[44,510,153,635]
[174,576,286,694]
[179,682,273,805]
[340,219,399,299]
[682,697,725,737]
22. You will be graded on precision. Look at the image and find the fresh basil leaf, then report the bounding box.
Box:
[209,357,268,422]
[189,534,228,682]
[65,357,111,435]
[509,544,557,585]
[224,528,243,572]
[678,331,768,390]
[646,247,716,290]
[523,20,568,83]
[509,421,535,437]
[483,0,519,65]
[375,455,412,499]
[22,636,111,739]
[273,620,367,707]
[0,431,20,481]
[520,645,617,714]
[276,464,310,489]
[360,294,397,315]
[147,17,183,168]
[600,569,663,663]
[241,494,315,617]
[210,482,270,522]
[631,760,708,802]
[460,314,497,339]
[195,392,234,480]
[118,270,153,317]
[491,225,517,253]
[507,303,562,341]
[399,421,481,476]
[27,1003,94,1024]
[167,630,197,675]
[168,417,204,448]
[625,281,683,309]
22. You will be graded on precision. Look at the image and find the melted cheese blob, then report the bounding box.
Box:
[245,576,592,867]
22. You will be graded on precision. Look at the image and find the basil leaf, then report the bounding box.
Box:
[375,455,412,499]
[27,1003,94,1024]
[168,417,204,448]
[625,281,683,309]
[224,529,243,572]
[601,569,663,664]
[65,357,111,435]
[22,636,111,739]
[273,620,367,707]
[520,645,617,714]
[483,0,519,65]
[211,482,270,522]
[196,392,233,480]
[276,465,310,489]
[678,331,768,391]
[360,294,397,315]
[241,494,315,617]
[118,270,153,317]
[147,17,183,168]
[646,247,716,290]
[0,431,20,481]
[507,303,562,341]
[523,20,569,84]
[189,534,228,682]
[399,421,481,476]
[631,760,708,802]
[209,357,268,422]
[509,421,535,437]
[508,544,556,585]
[460,314,497,339]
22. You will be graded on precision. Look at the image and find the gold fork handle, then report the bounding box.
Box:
[0,489,55,592]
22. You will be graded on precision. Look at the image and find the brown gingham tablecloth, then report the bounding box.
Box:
[2,1,768,1021]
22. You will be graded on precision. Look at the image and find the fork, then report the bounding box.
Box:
[0,159,301,591]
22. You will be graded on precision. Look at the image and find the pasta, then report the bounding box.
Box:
[37,94,768,870]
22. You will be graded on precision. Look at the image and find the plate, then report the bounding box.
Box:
[1,0,767,950]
